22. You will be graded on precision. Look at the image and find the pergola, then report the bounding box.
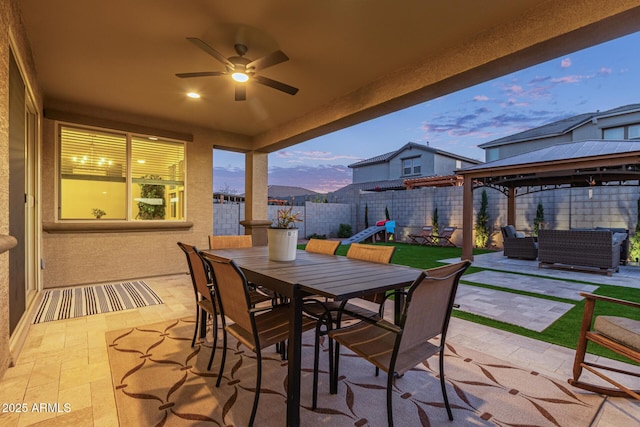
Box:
[456,140,640,260]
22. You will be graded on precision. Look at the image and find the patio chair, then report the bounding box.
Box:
[407,226,435,246]
[208,234,253,249]
[205,253,316,427]
[177,242,222,371]
[328,260,471,426]
[431,226,457,247]
[568,293,640,399]
[305,243,396,408]
[500,225,538,260]
[305,238,340,255]
[209,234,279,305]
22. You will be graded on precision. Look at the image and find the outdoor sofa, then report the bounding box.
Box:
[537,229,625,275]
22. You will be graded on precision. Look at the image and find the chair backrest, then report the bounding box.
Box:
[347,243,395,303]
[206,253,255,335]
[305,238,340,255]
[501,225,517,239]
[439,227,455,237]
[346,243,395,264]
[420,226,434,236]
[397,260,470,358]
[177,242,212,301]
[208,235,253,250]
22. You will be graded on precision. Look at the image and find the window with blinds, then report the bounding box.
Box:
[58,125,186,220]
[131,137,185,220]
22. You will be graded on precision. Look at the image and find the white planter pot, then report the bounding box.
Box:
[268,228,298,261]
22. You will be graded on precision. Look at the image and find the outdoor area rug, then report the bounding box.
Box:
[106,318,605,427]
[33,281,163,323]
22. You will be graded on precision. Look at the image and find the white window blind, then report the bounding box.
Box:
[60,127,126,181]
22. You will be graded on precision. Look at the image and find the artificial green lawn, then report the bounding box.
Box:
[300,241,640,364]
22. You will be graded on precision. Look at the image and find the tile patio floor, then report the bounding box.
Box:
[0,252,638,426]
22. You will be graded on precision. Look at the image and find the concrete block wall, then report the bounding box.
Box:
[213,202,354,239]
[213,185,640,248]
[304,202,353,238]
[212,203,245,235]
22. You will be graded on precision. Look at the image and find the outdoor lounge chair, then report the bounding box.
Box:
[328,260,471,426]
[568,292,640,399]
[431,226,457,247]
[500,225,538,260]
[407,226,435,245]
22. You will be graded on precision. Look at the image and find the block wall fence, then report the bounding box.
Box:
[213,185,640,247]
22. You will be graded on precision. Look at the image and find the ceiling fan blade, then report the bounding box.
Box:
[247,50,289,71]
[253,75,299,95]
[235,84,246,101]
[175,71,225,78]
[186,37,234,68]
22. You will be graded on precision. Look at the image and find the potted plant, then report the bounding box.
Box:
[268,206,303,261]
[92,208,106,219]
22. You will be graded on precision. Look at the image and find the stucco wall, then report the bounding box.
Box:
[1,0,43,379]
[39,113,231,287]
[0,0,9,379]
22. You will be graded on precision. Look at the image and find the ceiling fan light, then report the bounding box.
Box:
[232,72,249,83]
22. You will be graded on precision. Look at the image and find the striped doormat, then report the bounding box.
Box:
[33,281,163,323]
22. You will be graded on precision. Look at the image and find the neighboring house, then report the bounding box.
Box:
[479,103,640,161]
[330,142,481,200]
[214,185,321,205]
[266,185,322,204]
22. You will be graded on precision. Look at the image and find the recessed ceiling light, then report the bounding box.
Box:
[187,92,201,99]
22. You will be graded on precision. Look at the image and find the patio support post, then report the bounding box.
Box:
[240,151,271,246]
[507,187,516,228]
[462,175,474,261]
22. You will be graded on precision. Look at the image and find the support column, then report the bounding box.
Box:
[507,187,516,227]
[240,151,271,246]
[462,176,474,261]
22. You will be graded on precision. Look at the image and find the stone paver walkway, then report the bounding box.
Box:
[462,270,598,300]
[454,284,574,332]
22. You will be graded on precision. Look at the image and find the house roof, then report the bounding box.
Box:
[479,103,640,149]
[348,142,481,168]
[330,179,407,195]
[458,140,640,188]
[267,185,320,198]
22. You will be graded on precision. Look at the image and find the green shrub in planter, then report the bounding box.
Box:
[338,223,353,238]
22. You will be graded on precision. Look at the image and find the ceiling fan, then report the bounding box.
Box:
[176,37,299,101]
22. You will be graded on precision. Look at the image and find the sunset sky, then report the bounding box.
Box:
[213,31,640,194]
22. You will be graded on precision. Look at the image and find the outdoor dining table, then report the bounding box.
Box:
[201,246,421,427]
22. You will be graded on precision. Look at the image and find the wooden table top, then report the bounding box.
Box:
[202,246,421,300]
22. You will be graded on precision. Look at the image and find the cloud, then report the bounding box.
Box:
[473,95,489,101]
[268,165,352,193]
[598,67,612,75]
[275,150,362,163]
[561,58,572,68]
[213,164,353,194]
[550,75,584,84]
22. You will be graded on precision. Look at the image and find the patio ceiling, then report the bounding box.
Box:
[19,1,640,153]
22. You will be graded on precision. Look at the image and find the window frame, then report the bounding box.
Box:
[56,122,187,222]
[401,156,421,176]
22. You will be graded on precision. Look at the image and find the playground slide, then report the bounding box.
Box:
[340,225,386,245]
